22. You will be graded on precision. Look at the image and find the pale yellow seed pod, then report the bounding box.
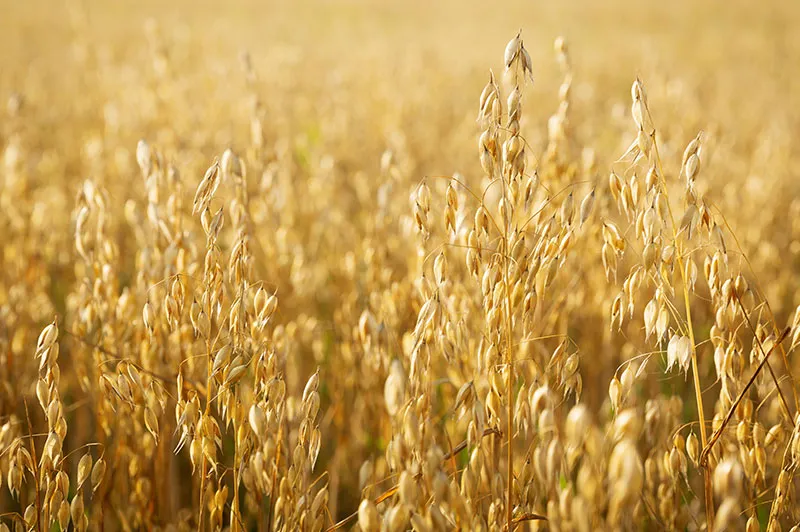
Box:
[736,420,749,445]
[398,471,418,507]
[735,274,748,297]
[249,403,266,439]
[434,252,447,285]
[766,424,783,448]
[620,366,634,396]
[56,469,69,496]
[143,301,155,335]
[136,139,152,177]
[682,134,701,170]
[478,80,496,119]
[454,381,475,413]
[91,458,106,493]
[446,180,458,209]
[46,398,61,429]
[170,277,185,306]
[144,407,159,442]
[687,432,699,465]
[608,439,643,494]
[70,494,84,527]
[579,189,595,226]
[311,488,328,517]
[264,294,278,318]
[609,377,622,411]
[561,191,574,225]
[24,504,36,529]
[358,499,380,532]
[36,378,50,411]
[475,206,489,236]
[116,373,133,403]
[713,499,741,532]
[631,98,645,131]
[713,458,744,499]
[387,504,407,532]
[410,513,432,532]
[196,310,210,338]
[504,33,521,68]
[211,345,233,376]
[58,499,71,529]
[77,452,92,489]
[303,370,320,403]
[164,294,179,328]
[254,287,268,318]
[220,148,242,179]
[636,128,650,156]
[752,422,765,448]
[192,160,221,215]
[51,489,64,517]
[417,181,431,213]
[37,320,59,354]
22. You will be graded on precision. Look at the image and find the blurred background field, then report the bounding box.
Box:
[2,0,799,233]
[3,0,799,150]
[3,0,800,530]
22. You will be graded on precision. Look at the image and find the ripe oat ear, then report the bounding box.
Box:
[2,6,797,530]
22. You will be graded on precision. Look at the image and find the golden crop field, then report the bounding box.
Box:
[2,0,800,530]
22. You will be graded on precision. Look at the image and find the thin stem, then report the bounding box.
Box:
[505,245,514,531]
[23,400,42,532]
[199,244,215,532]
[268,415,284,531]
[503,52,524,532]
[650,130,713,524]
[232,442,240,532]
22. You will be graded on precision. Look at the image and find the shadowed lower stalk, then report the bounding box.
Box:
[505,242,514,531]
[500,160,516,531]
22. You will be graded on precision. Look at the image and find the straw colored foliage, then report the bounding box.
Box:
[2,0,800,530]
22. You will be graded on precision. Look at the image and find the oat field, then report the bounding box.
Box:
[2,0,800,530]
